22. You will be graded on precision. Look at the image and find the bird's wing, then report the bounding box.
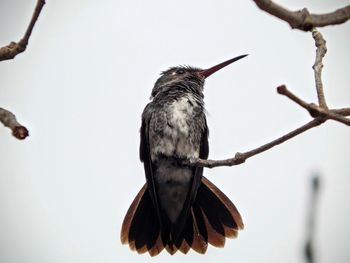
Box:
[172,116,209,246]
[140,104,209,247]
[199,117,209,159]
[139,115,163,228]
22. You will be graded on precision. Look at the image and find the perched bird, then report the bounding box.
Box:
[121,55,247,256]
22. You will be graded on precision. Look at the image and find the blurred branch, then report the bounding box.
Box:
[0,108,29,140]
[252,0,350,31]
[304,174,321,263]
[0,0,45,61]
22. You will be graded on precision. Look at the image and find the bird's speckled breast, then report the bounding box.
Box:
[149,94,200,161]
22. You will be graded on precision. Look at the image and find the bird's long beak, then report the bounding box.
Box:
[198,54,248,78]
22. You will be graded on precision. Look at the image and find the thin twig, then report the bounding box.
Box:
[312,28,328,109]
[0,108,29,140]
[252,0,350,31]
[189,83,349,168]
[277,85,350,126]
[188,117,325,168]
[0,0,45,61]
[277,85,313,112]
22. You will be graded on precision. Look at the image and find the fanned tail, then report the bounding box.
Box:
[173,176,244,254]
[120,184,164,256]
[121,177,243,256]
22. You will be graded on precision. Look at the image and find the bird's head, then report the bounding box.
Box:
[151,54,248,99]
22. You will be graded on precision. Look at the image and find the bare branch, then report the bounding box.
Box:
[189,82,349,169]
[252,0,350,31]
[0,0,45,61]
[312,28,328,108]
[277,85,350,126]
[186,6,349,170]
[0,1,45,138]
[333,108,350,116]
[188,82,349,169]
[188,117,325,168]
[0,108,29,140]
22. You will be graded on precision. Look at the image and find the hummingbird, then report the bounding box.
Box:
[121,55,247,256]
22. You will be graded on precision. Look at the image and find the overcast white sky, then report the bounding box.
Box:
[0,0,349,262]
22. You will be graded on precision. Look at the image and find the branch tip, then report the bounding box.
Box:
[12,126,29,140]
[277,85,287,94]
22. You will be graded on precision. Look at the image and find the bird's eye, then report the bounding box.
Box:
[176,69,185,75]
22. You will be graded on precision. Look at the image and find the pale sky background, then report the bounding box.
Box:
[0,0,349,262]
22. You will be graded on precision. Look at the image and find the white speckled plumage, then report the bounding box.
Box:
[150,94,200,161]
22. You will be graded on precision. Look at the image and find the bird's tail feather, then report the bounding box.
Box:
[120,184,164,256]
[120,177,243,256]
